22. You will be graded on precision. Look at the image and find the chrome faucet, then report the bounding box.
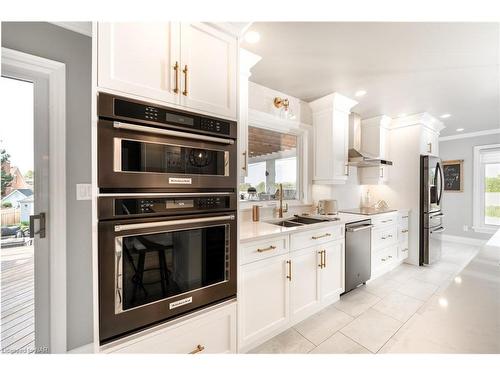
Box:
[276,183,288,218]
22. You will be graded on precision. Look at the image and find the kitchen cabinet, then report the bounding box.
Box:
[97,22,238,119]
[104,301,236,354]
[290,247,321,322]
[310,93,358,184]
[319,240,345,304]
[239,254,290,350]
[420,127,439,156]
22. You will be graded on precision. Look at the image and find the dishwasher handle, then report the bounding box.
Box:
[346,224,373,232]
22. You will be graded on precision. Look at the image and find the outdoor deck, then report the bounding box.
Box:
[1,244,34,353]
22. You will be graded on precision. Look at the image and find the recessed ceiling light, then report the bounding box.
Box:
[244,31,260,44]
[438,297,449,308]
[454,276,462,284]
[456,128,464,132]
[440,113,451,119]
[354,90,367,97]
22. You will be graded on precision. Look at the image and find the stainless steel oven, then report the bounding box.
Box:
[98,93,237,192]
[98,193,237,343]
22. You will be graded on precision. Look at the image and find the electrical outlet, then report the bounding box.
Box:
[76,184,92,200]
[463,224,468,232]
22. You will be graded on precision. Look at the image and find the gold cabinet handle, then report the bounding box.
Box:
[427,142,432,153]
[182,64,189,96]
[402,229,408,233]
[173,61,180,94]
[381,258,387,262]
[344,163,349,176]
[286,260,292,281]
[402,248,408,252]
[318,251,323,268]
[402,215,408,219]
[380,167,384,178]
[312,233,331,240]
[257,245,276,253]
[189,344,205,354]
[322,250,327,268]
[242,151,247,171]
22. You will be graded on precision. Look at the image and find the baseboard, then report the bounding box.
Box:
[67,343,95,354]
[439,234,487,246]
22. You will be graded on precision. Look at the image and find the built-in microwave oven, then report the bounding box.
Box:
[97,93,237,193]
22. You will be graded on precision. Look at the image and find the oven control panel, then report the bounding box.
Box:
[114,196,231,216]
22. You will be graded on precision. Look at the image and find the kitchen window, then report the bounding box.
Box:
[239,126,302,202]
[473,144,500,233]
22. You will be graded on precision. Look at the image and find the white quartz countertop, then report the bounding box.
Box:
[239,212,368,243]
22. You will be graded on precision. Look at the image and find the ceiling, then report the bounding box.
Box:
[241,22,500,137]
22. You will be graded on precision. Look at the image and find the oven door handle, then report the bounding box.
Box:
[113,121,235,145]
[114,215,235,232]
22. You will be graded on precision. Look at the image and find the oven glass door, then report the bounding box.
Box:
[116,138,229,176]
[115,221,230,313]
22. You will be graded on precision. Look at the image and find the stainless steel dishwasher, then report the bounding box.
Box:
[344,220,373,294]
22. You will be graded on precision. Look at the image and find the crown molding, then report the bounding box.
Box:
[361,114,392,129]
[390,112,445,133]
[50,22,92,37]
[309,92,358,114]
[439,128,500,142]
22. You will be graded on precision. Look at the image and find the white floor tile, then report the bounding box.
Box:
[340,308,403,353]
[372,291,424,322]
[310,332,371,354]
[360,275,401,298]
[249,328,315,354]
[334,289,380,317]
[397,277,438,301]
[294,305,353,345]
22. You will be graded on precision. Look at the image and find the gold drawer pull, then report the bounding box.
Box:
[402,248,408,252]
[257,245,276,253]
[402,216,408,219]
[388,255,393,259]
[381,219,393,223]
[189,344,205,354]
[401,229,408,233]
[312,233,331,240]
[381,258,387,262]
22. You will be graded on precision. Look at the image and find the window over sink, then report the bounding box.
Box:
[239,126,300,202]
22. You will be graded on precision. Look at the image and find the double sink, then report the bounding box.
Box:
[269,215,339,227]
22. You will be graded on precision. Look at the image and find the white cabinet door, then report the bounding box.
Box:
[332,109,350,181]
[180,23,237,119]
[239,255,290,349]
[98,22,180,104]
[320,240,344,303]
[290,248,321,322]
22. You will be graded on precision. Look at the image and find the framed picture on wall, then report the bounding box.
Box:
[442,160,464,192]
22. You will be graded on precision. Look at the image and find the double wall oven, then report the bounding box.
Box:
[97,94,238,344]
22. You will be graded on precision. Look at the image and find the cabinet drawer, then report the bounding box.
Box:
[240,235,288,265]
[398,230,409,244]
[290,225,344,251]
[372,225,397,250]
[398,243,409,260]
[371,213,398,228]
[109,302,236,354]
[372,245,398,272]
[398,211,409,229]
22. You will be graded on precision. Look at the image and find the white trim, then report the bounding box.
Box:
[67,343,95,354]
[439,128,500,142]
[472,143,500,235]
[50,22,92,37]
[390,112,445,133]
[438,234,488,246]
[2,47,67,353]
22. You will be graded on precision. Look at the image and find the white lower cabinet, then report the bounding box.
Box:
[105,301,236,354]
[239,254,290,350]
[238,229,345,352]
[320,240,345,303]
[290,247,321,322]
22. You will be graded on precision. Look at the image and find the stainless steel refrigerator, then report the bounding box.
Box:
[420,155,445,265]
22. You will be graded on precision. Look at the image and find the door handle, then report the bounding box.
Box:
[173,61,180,94]
[29,213,46,239]
[242,151,247,171]
[182,65,189,96]
[189,344,205,354]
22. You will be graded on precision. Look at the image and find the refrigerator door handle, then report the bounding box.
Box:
[436,162,444,206]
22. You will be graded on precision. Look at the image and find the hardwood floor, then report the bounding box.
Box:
[1,245,35,354]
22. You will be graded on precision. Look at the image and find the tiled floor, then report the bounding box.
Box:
[250,240,480,354]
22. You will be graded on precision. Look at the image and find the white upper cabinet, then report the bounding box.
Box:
[179,23,238,119]
[97,22,238,119]
[310,93,358,184]
[420,127,440,156]
[98,22,181,105]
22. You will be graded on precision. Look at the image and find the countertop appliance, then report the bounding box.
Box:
[344,220,373,294]
[98,192,237,343]
[420,155,445,265]
[97,93,237,193]
[339,207,397,215]
[318,199,338,215]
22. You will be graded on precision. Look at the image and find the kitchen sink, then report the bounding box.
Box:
[268,215,330,227]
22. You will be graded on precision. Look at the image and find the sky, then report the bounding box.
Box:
[0,76,34,174]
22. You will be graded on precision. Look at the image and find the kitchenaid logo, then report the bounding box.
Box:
[169,297,193,309]
[169,177,192,184]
